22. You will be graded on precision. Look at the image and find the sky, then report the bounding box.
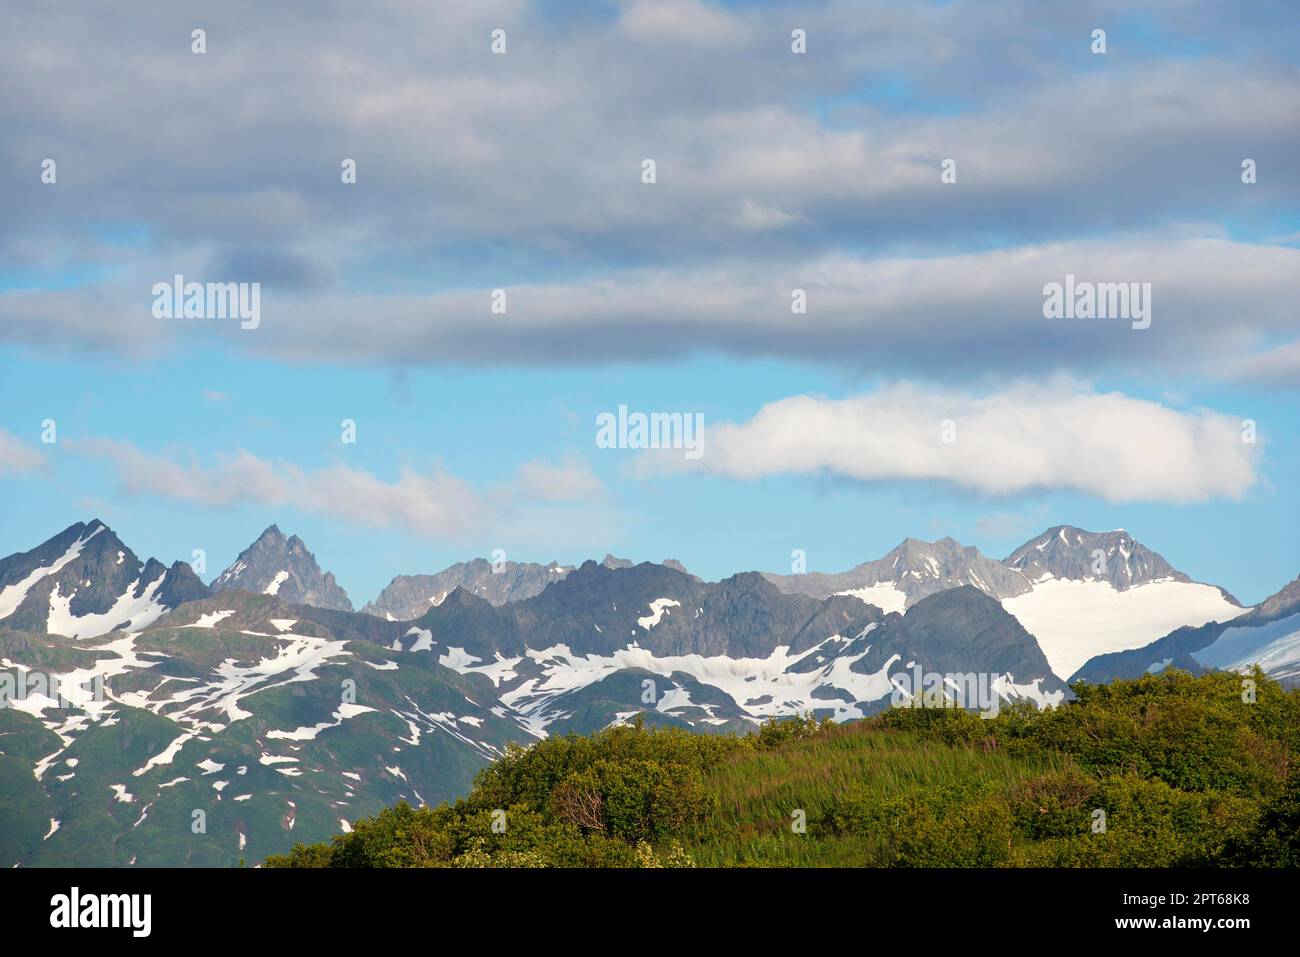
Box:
[1,0,1298,607]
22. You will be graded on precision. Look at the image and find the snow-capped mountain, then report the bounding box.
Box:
[363,557,574,619]
[1,526,1065,867]
[1006,526,1211,590]
[763,536,1034,611]
[1073,575,1300,687]
[1,518,1291,866]
[0,590,526,867]
[390,559,1064,736]
[999,526,1245,680]
[0,520,207,639]
[211,525,352,611]
[761,527,1248,682]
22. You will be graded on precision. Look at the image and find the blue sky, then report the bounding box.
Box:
[3,344,1296,605]
[1,0,1298,606]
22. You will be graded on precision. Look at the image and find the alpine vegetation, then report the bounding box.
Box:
[264,670,1300,869]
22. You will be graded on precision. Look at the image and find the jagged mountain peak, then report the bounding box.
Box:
[764,535,1032,608]
[1005,525,1192,591]
[362,556,575,619]
[661,558,699,580]
[894,535,960,549]
[432,584,495,613]
[885,536,982,566]
[879,585,1068,696]
[212,527,352,611]
[554,557,687,594]
[57,517,123,550]
[1245,574,1300,622]
[0,519,211,638]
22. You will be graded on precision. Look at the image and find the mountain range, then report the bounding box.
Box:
[1,518,1293,866]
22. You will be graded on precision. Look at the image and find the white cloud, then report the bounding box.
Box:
[3,3,1297,294]
[510,456,608,503]
[731,197,805,232]
[1223,339,1300,387]
[69,439,608,541]
[293,464,485,538]
[1,1,1297,385]
[0,429,45,477]
[636,382,1261,503]
[72,440,286,510]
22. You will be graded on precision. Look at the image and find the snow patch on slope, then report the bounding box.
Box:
[266,702,377,741]
[442,631,906,735]
[405,627,433,652]
[637,598,680,630]
[1192,612,1300,685]
[1003,579,1246,680]
[834,582,908,615]
[46,575,167,640]
[0,524,105,622]
[191,610,235,629]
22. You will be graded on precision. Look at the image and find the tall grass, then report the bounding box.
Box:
[691,723,1063,866]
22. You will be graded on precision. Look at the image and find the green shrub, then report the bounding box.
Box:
[1009,766,1098,840]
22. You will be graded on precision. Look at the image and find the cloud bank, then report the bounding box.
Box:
[1,1,1296,384]
[69,438,611,543]
[637,383,1262,503]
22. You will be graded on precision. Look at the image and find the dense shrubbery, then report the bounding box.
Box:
[266,670,1298,868]
[1239,767,1300,866]
[833,667,1296,866]
[266,717,755,867]
[819,778,1015,866]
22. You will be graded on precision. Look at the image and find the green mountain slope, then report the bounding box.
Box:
[1,593,534,866]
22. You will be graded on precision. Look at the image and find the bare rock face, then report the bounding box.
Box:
[1005,526,1196,591]
[362,558,573,620]
[211,525,352,611]
[764,536,1034,606]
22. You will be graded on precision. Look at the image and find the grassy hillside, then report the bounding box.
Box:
[265,668,1300,868]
